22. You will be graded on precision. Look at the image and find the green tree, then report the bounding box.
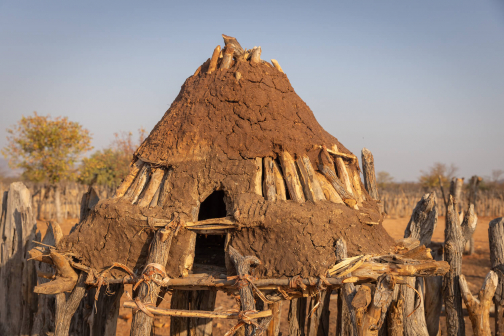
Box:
[419,162,458,189]
[78,128,145,188]
[1,112,92,221]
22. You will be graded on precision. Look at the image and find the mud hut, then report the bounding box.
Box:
[30,35,449,336]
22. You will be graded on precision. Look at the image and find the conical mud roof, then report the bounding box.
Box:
[135,45,348,166]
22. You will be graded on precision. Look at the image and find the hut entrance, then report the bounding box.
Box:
[194,190,227,268]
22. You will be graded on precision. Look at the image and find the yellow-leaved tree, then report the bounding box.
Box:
[1,112,92,222]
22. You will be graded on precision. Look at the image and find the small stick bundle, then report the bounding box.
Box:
[130,227,175,336]
[459,271,498,336]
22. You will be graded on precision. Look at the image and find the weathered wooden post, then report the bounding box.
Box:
[335,239,358,336]
[361,148,378,200]
[402,193,438,336]
[443,196,477,336]
[459,271,498,336]
[130,227,174,336]
[489,217,504,336]
[0,182,38,335]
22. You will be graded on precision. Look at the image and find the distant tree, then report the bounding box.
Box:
[492,169,504,183]
[78,128,145,188]
[1,112,92,222]
[377,171,394,189]
[419,162,458,189]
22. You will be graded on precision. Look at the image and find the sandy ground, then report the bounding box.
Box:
[37,215,494,335]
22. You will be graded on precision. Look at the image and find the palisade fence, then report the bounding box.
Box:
[0,181,114,221]
[381,187,504,218]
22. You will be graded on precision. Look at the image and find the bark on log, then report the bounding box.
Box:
[459,271,498,336]
[0,182,38,336]
[296,155,325,202]
[443,197,477,336]
[289,297,307,336]
[489,217,504,336]
[138,167,165,207]
[116,159,144,198]
[279,151,305,202]
[250,47,262,64]
[130,227,174,336]
[361,148,379,200]
[228,246,261,336]
[316,172,344,204]
[207,45,221,74]
[263,157,277,201]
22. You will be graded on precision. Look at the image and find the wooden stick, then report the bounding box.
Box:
[222,34,244,57]
[288,297,307,336]
[220,45,234,70]
[272,159,287,201]
[125,301,272,319]
[253,157,263,196]
[317,145,358,162]
[157,168,173,207]
[138,168,165,207]
[115,159,144,198]
[296,155,325,202]
[54,272,87,336]
[193,66,201,76]
[332,145,354,197]
[361,148,379,200]
[316,171,344,204]
[459,271,498,336]
[360,275,394,336]
[443,197,477,336]
[279,151,305,202]
[350,165,366,203]
[489,217,504,336]
[267,301,282,336]
[250,47,262,64]
[34,250,78,294]
[271,59,283,73]
[424,242,444,336]
[130,228,175,336]
[207,45,221,74]
[263,157,277,201]
[124,164,148,202]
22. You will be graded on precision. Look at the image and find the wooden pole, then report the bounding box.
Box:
[228,246,266,336]
[130,228,174,336]
[459,271,498,336]
[335,239,359,335]
[267,301,282,336]
[207,45,221,74]
[361,148,379,200]
[115,159,144,198]
[489,217,504,336]
[307,290,331,336]
[401,193,438,336]
[424,242,444,336]
[289,297,307,336]
[443,197,477,336]
[54,272,87,336]
[279,151,305,202]
[296,155,326,202]
[263,157,277,201]
[250,47,262,64]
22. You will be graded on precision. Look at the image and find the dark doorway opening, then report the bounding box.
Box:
[194,190,227,268]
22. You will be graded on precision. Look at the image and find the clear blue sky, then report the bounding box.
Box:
[1,0,503,181]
